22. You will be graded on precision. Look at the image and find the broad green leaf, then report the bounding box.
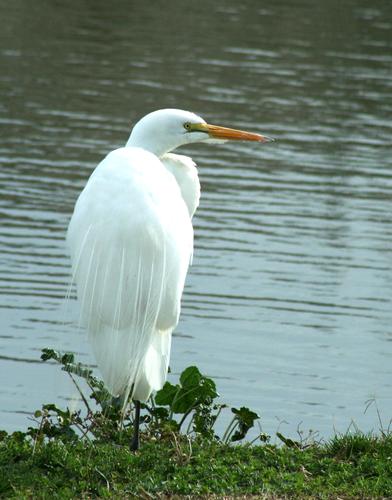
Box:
[180,366,201,388]
[171,386,199,413]
[232,406,259,426]
[231,406,260,442]
[155,382,179,406]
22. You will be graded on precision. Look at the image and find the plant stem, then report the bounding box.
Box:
[222,417,237,444]
[68,372,92,413]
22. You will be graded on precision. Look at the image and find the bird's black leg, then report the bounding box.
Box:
[130,400,141,451]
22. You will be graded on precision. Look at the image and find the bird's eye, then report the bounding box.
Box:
[184,122,192,131]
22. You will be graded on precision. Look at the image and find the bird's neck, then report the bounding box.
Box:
[126,132,179,158]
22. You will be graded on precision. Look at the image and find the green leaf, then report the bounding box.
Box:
[149,407,170,420]
[232,407,259,426]
[170,387,198,414]
[11,431,27,443]
[180,366,202,388]
[277,432,301,448]
[259,432,270,443]
[43,403,61,413]
[155,382,179,406]
[61,353,75,365]
[173,370,218,414]
[199,377,218,400]
[230,406,260,442]
[41,349,59,362]
[62,362,91,379]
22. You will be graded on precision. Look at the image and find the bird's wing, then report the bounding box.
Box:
[67,147,193,399]
[161,153,201,218]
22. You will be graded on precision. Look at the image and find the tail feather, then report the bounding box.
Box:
[91,324,172,402]
[68,225,184,404]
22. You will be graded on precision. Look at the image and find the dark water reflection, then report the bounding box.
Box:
[1,0,391,436]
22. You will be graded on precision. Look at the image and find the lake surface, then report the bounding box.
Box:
[1,0,391,438]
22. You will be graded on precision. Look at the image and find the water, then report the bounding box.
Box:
[1,0,391,438]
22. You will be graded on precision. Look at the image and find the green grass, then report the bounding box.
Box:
[1,430,391,498]
[2,353,391,498]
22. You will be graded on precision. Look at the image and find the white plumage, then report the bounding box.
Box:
[67,109,271,407]
[67,146,194,402]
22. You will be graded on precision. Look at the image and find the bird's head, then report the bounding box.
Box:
[126,108,274,157]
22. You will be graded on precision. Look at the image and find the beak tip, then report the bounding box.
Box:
[259,135,275,144]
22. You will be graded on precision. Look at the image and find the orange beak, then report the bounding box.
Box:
[194,122,274,143]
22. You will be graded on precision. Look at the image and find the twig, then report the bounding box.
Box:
[178,408,193,430]
[95,467,110,491]
[222,416,237,444]
[67,372,92,413]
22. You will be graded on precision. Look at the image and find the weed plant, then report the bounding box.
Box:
[0,349,391,498]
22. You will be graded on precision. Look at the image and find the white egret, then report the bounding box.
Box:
[67,109,273,449]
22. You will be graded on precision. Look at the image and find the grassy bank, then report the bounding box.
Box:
[1,431,392,498]
[1,350,391,498]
